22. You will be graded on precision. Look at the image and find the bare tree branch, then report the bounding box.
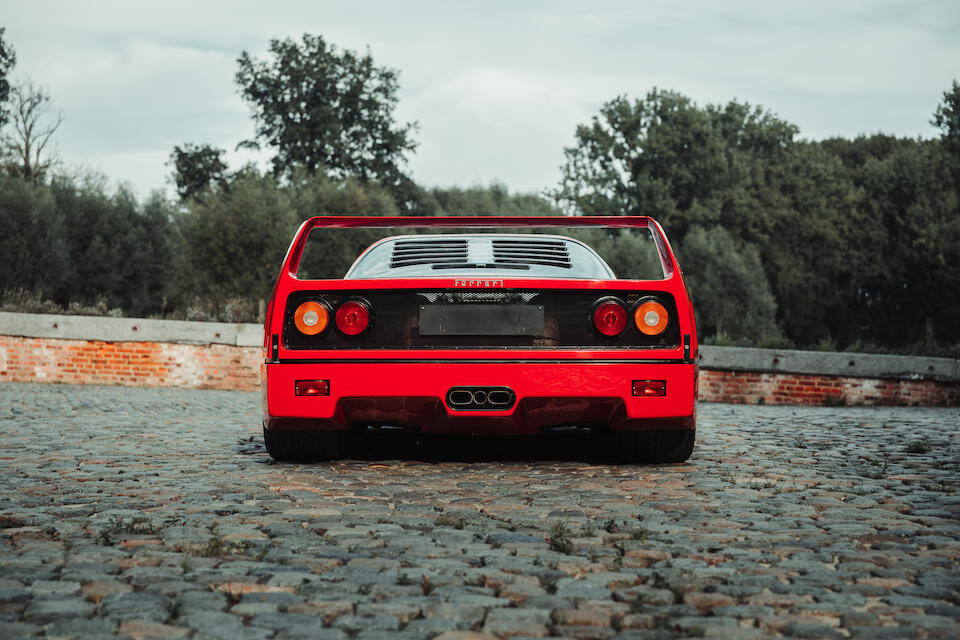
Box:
[1,79,63,181]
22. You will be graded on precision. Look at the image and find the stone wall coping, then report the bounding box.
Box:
[1,311,957,381]
[700,345,958,382]
[0,311,263,348]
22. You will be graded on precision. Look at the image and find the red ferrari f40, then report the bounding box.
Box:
[262,216,698,463]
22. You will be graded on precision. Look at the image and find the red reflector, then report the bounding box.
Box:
[632,380,666,396]
[295,380,330,396]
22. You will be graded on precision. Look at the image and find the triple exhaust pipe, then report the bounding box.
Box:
[446,386,516,410]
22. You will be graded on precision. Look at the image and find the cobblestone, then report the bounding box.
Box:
[0,382,958,638]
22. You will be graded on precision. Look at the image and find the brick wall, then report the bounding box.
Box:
[1,312,958,406]
[0,336,261,391]
[699,369,959,407]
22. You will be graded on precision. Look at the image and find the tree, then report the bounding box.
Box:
[2,79,63,181]
[555,89,798,244]
[0,27,15,129]
[175,169,300,304]
[933,79,960,189]
[168,143,229,201]
[235,34,417,188]
[678,225,780,343]
[0,173,68,298]
[933,80,960,155]
[429,182,561,216]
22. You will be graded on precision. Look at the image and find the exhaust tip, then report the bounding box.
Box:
[448,390,474,406]
[446,386,515,410]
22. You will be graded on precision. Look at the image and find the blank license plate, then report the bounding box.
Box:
[419,304,545,336]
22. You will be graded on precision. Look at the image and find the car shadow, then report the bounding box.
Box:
[342,430,647,464]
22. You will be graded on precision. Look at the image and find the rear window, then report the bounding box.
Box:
[296,225,666,280]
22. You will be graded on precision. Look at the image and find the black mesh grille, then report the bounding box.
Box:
[419,292,538,303]
[390,239,468,268]
[493,239,571,269]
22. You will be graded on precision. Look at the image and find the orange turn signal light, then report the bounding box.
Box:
[634,300,669,335]
[294,301,329,335]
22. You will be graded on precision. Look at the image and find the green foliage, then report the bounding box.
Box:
[678,225,780,342]
[558,82,960,353]
[549,521,573,554]
[0,174,67,297]
[933,80,960,157]
[555,89,797,241]
[235,33,417,187]
[169,143,229,201]
[434,514,467,529]
[2,44,958,358]
[568,229,664,280]
[48,173,180,316]
[0,27,15,129]
[175,169,298,305]
[429,182,561,216]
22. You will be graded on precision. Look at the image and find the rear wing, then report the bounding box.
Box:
[279,216,680,281]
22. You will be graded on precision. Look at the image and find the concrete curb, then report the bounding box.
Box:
[2,311,957,382]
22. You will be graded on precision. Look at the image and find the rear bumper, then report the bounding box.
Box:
[263,360,696,435]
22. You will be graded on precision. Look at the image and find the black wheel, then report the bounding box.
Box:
[611,429,695,464]
[263,427,347,461]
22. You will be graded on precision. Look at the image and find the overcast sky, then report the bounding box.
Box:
[3,1,958,198]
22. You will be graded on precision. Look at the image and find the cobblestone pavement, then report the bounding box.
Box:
[0,382,958,640]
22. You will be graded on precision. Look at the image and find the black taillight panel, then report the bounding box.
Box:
[282,290,679,350]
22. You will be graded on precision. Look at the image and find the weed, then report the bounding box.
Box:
[434,514,467,530]
[421,574,434,596]
[179,556,192,574]
[201,536,225,558]
[105,516,155,535]
[603,519,618,534]
[580,522,597,537]
[0,515,24,529]
[631,528,648,543]
[881,454,891,473]
[823,394,848,407]
[549,522,573,554]
[396,571,413,586]
[905,438,931,454]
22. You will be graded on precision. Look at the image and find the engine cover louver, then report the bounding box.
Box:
[389,238,572,270]
[390,239,469,268]
[492,239,571,269]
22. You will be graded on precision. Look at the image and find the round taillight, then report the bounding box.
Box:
[634,300,669,335]
[593,299,627,336]
[335,300,371,336]
[294,301,329,335]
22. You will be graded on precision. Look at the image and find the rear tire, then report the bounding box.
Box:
[611,429,695,464]
[263,427,347,461]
